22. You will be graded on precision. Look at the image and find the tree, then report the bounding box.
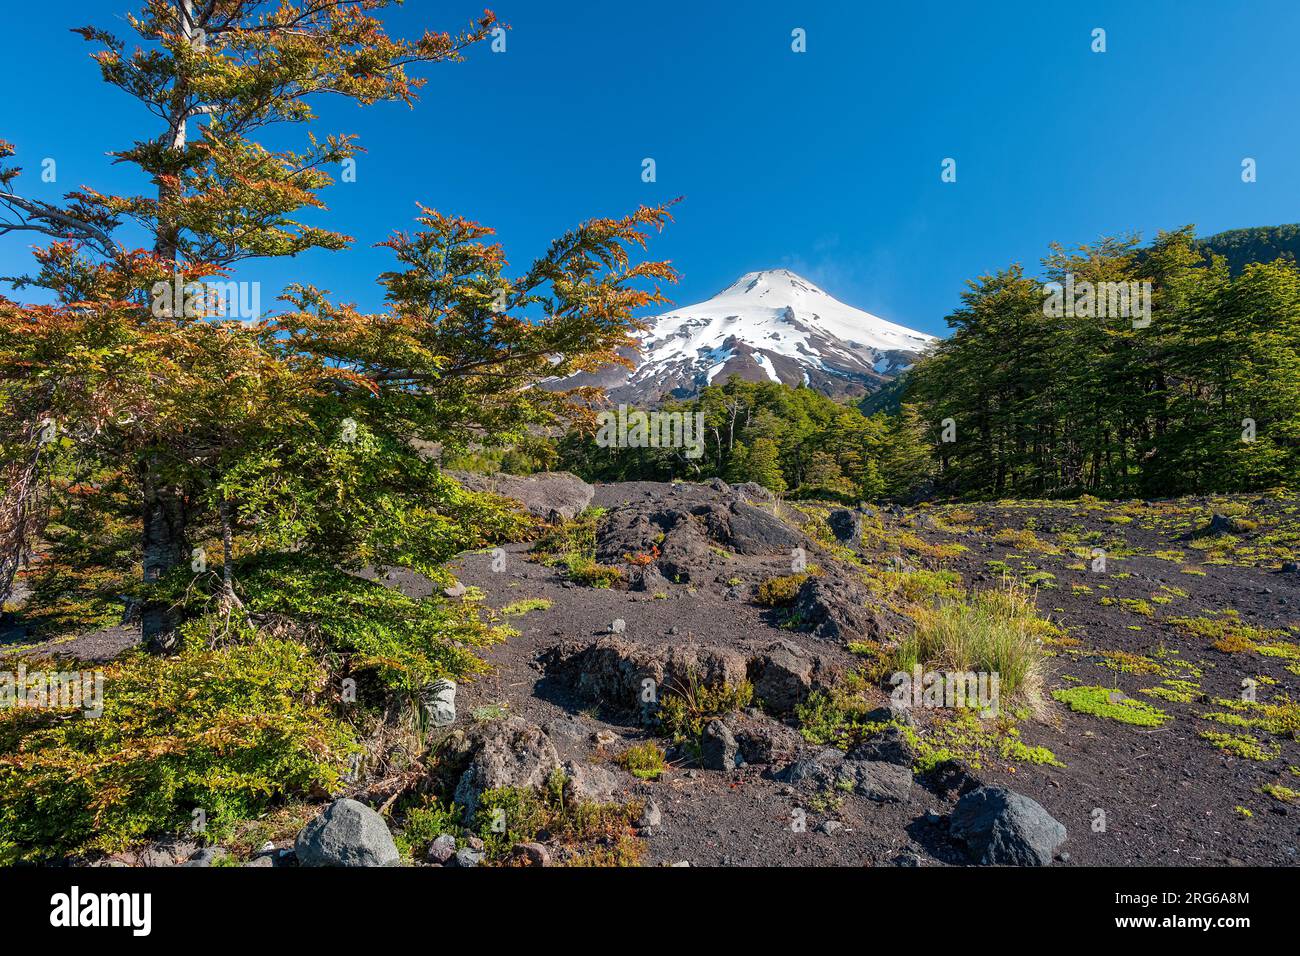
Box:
[0,1,498,640]
[743,437,786,494]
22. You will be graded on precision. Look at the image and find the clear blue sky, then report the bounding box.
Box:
[3,0,1299,336]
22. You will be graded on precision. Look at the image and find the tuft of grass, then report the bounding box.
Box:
[499,598,552,616]
[658,673,754,741]
[891,582,1051,711]
[1052,685,1171,727]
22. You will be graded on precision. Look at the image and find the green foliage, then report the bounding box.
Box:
[561,554,624,589]
[559,377,921,500]
[617,743,667,780]
[1199,731,1280,761]
[794,687,887,749]
[657,673,754,741]
[227,554,505,691]
[471,771,643,866]
[906,228,1300,498]
[756,572,810,607]
[0,639,356,863]
[394,798,461,860]
[499,598,552,616]
[531,510,622,588]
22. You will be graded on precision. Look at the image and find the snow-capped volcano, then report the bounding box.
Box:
[557,268,936,404]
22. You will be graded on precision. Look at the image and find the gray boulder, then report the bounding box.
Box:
[785,748,847,791]
[181,847,229,867]
[732,711,802,765]
[827,508,862,544]
[295,798,400,867]
[734,482,775,503]
[748,641,816,713]
[786,748,912,801]
[561,758,621,804]
[426,833,457,865]
[453,848,484,867]
[449,470,594,522]
[791,575,890,642]
[708,501,804,556]
[848,725,914,766]
[949,786,1067,866]
[700,719,739,771]
[420,678,456,729]
[843,760,913,802]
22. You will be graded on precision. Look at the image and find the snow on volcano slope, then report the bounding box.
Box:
[552,268,936,404]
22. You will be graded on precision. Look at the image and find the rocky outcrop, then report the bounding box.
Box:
[784,748,913,802]
[451,718,562,818]
[543,636,749,724]
[747,640,819,713]
[593,485,808,586]
[827,508,862,544]
[450,471,594,522]
[700,719,739,770]
[791,574,895,643]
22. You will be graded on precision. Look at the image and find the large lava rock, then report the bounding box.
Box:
[784,749,912,802]
[949,786,1067,866]
[747,640,818,713]
[544,637,749,724]
[704,501,804,556]
[827,508,862,544]
[295,798,400,867]
[449,471,593,522]
[791,575,892,642]
[452,717,561,818]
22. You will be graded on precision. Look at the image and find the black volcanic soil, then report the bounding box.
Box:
[6,479,1298,867]
[447,482,1300,867]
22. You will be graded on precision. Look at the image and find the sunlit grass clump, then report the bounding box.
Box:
[891,582,1051,712]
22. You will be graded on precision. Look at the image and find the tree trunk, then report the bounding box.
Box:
[140,462,187,650]
[219,497,234,599]
[140,0,196,649]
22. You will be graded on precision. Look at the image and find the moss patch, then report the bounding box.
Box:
[1052,685,1171,727]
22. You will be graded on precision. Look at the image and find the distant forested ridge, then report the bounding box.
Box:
[1197,223,1300,275]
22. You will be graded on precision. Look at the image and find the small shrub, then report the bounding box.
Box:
[499,598,553,616]
[617,743,667,780]
[473,770,643,866]
[658,672,754,740]
[756,573,809,607]
[0,639,357,863]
